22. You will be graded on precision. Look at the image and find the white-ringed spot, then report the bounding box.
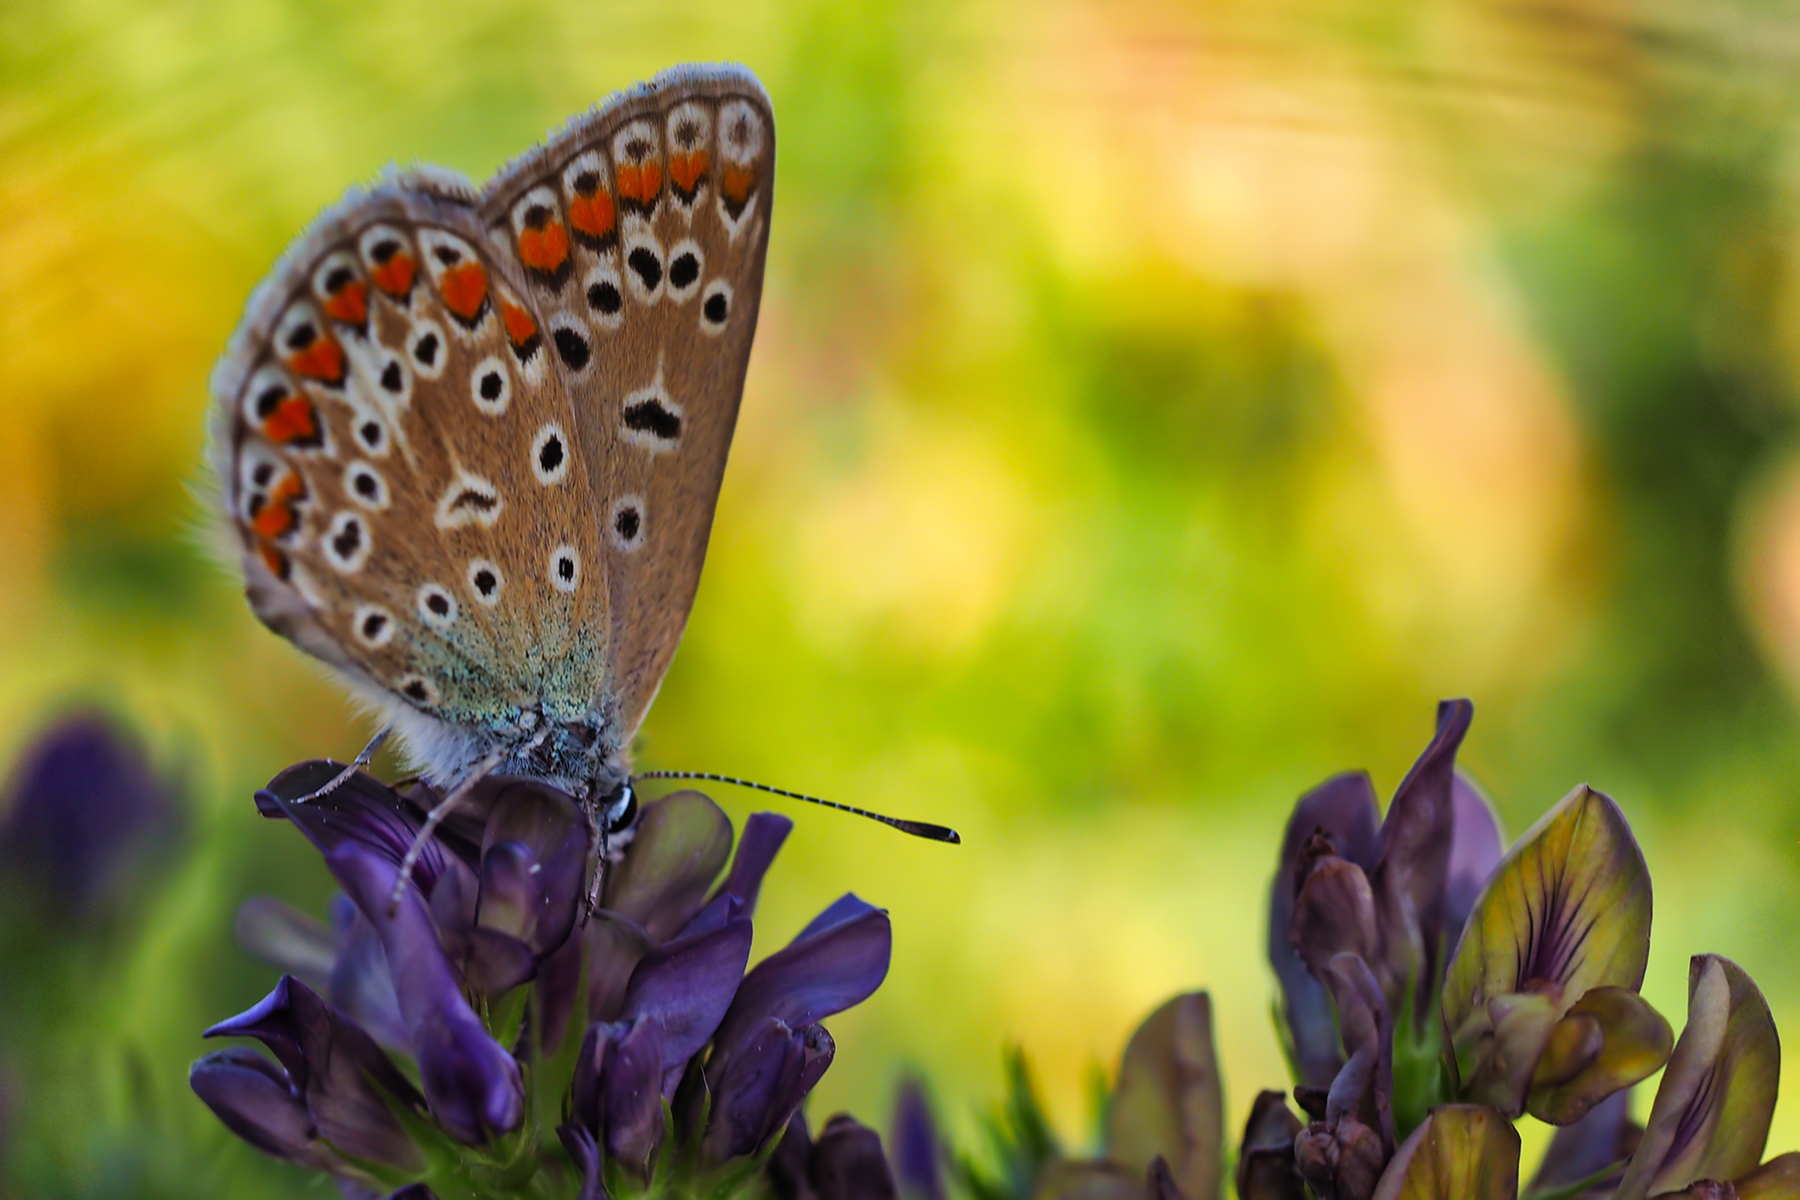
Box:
[584,261,626,331]
[466,559,503,606]
[470,355,511,416]
[344,461,390,511]
[619,380,684,452]
[549,545,580,593]
[408,319,447,380]
[532,424,570,485]
[666,240,703,302]
[417,583,458,629]
[608,495,646,553]
[699,280,733,334]
[352,604,395,648]
[398,674,439,707]
[323,511,371,573]
[376,350,412,405]
[621,231,665,305]
[434,471,503,530]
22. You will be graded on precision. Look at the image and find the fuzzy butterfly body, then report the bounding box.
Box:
[208,64,773,810]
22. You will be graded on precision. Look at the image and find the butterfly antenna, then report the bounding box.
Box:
[631,771,961,844]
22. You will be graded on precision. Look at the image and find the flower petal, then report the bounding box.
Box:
[1443,774,1503,949]
[1290,855,1380,986]
[328,842,523,1144]
[710,894,891,1078]
[1294,1117,1386,1200]
[557,1123,610,1200]
[585,910,654,1022]
[1529,1089,1637,1195]
[1320,955,1394,1146]
[259,763,456,897]
[1528,986,1672,1126]
[477,779,591,957]
[600,1017,666,1176]
[1236,1091,1305,1200]
[1737,1154,1800,1200]
[1368,700,1473,1001]
[702,1016,809,1163]
[812,1115,901,1200]
[1105,992,1222,1200]
[716,812,793,917]
[204,975,424,1168]
[1032,1161,1150,1200]
[189,1047,327,1168]
[893,1078,947,1200]
[602,790,733,944]
[1617,956,1780,1200]
[1270,772,1382,1090]
[1368,1106,1520,1200]
[235,896,338,993]
[1454,989,1563,1117]
[1442,786,1652,1057]
[620,909,754,1091]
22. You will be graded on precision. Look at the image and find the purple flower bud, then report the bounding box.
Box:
[572,1017,667,1177]
[189,1047,329,1169]
[1,711,182,915]
[202,975,423,1170]
[703,1018,835,1163]
[811,1115,901,1200]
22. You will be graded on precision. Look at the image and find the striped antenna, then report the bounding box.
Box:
[630,771,961,844]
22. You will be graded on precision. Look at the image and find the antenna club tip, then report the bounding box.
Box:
[945,829,963,845]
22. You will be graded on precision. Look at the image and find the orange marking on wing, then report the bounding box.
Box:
[439,261,489,321]
[670,150,709,195]
[371,253,416,297]
[569,191,616,240]
[258,542,289,579]
[500,298,538,347]
[323,280,368,325]
[518,221,570,274]
[262,396,318,444]
[723,164,756,205]
[617,162,663,206]
[251,474,305,539]
[288,336,345,385]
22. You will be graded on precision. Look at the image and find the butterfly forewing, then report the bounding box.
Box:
[210,184,613,760]
[481,64,774,743]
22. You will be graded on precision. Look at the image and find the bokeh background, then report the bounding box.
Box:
[6,0,1800,1194]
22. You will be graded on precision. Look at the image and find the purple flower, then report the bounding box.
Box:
[0,710,183,916]
[201,762,896,1200]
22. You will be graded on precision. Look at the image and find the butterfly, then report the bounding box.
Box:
[207,63,777,872]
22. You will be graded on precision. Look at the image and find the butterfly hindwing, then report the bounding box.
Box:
[481,63,775,744]
[209,180,613,776]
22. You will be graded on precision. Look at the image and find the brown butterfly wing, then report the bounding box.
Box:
[480,64,774,745]
[208,178,612,778]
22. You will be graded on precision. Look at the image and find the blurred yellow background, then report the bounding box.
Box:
[6,0,1800,1194]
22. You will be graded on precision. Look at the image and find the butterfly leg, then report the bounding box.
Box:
[385,749,504,917]
[292,725,394,805]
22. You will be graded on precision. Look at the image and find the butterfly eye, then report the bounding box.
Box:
[601,784,638,836]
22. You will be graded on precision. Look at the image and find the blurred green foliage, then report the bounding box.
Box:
[5,0,1800,1195]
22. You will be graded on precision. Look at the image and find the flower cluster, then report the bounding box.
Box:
[975,701,1800,1200]
[191,760,905,1200]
